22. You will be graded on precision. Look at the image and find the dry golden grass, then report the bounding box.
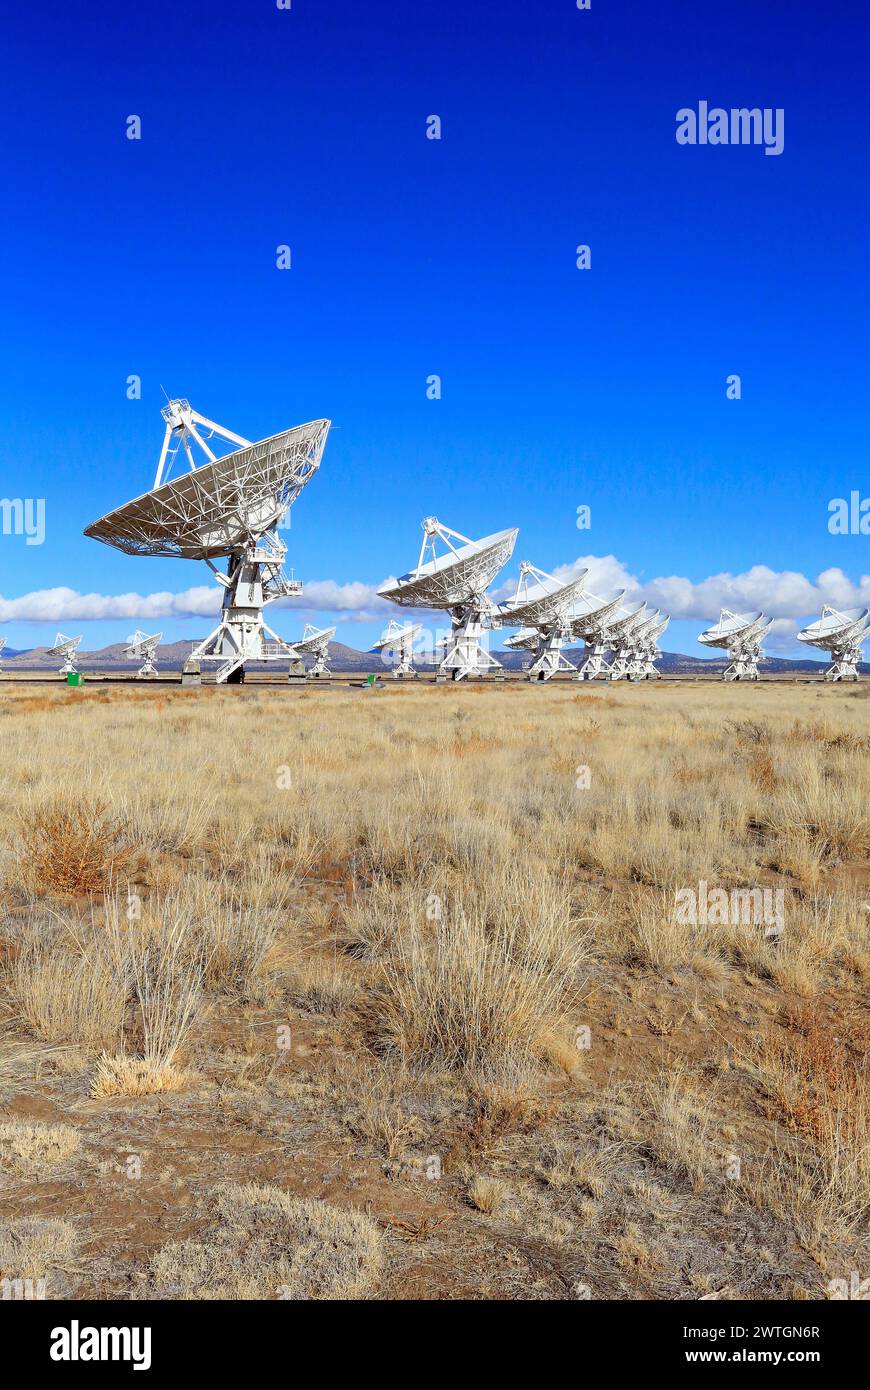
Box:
[0,1117,81,1173]
[9,938,127,1051]
[146,1184,383,1300]
[0,678,867,1298]
[0,1216,78,1280]
[467,1175,509,1214]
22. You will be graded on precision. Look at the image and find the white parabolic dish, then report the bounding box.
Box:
[84,419,330,560]
[698,610,767,648]
[378,528,519,609]
[500,571,588,628]
[798,606,870,647]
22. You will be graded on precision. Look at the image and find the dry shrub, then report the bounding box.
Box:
[638,1068,717,1191]
[91,904,204,1096]
[146,1184,382,1300]
[0,1118,81,1174]
[628,888,700,970]
[91,1055,193,1097]
[467,1175,509,1214]
[374,872,587,1075]
[21,798,133,896]
[291,955,359,1016]
[747,1011,869,1237]
[0,1216,78,1280]
[9,942,127,1051]
[535,1140,619,1196]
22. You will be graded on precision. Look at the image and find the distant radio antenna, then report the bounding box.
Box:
[47,632,82,676]
[124,629,162,678]
[797,606,869,682]
[378,517,517,681]
[498,562,588,680]
[698,610,772,681]
[293,623,336,678]
[372,620,422,679]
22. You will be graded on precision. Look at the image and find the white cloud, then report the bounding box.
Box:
[3,562,869,647]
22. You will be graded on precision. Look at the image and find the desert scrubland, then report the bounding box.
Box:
[0,678,867,1300]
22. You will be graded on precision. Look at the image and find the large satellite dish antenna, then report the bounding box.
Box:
[48,632,82,676]
[378,517,518,681]
[569,591,628,680]
[573,597,649,681]
[637,613,670,680]
[498,563,588,680]
[84,399,330,683]
[293,623,336,678]
[372,619,422,679]
[124,630,162,678]
[609,607,665,682]
[0,636,5,675]
[797,605,870,682]
[698,609,771,681]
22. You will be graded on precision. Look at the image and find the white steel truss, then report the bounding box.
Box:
[378,518,517,682]
[124,630,163,678]
[48,632,82,675]
[372,620,421,678]
[85,401,330,684]
[798,605,869,682]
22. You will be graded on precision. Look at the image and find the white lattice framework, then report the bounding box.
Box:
[372,620,422,678]
[378,518,518,681]
[124,629,163,678]
[84,401,330,684]
[48,632,82,676]
[699,609,771,681]
[0,636,6,674]
[797,606,870,682]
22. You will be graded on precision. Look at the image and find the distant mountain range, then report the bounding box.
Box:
[1,639,860,675]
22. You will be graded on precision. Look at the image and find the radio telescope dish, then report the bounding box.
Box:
[637,613,670,680]
[0,636,5,675]
[124,630,162,678]
[293,623,335,678]
[498,563,588,680]
[378,517,518,681]
[503,627,542,653]
[84,400,330,684]
[797,606,870,682]
[48,632,82,676]
[698,609,772,681]
[571,597,644,681]
[372,620,422,679]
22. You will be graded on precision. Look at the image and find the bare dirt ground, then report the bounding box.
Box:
[0,678,867,1300]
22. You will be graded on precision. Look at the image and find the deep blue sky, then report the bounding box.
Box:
[1,0,868,657]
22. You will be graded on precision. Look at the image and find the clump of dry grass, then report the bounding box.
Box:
[20,797,133,896]
[0,1118,81,1174]
[0,1215,78,1280]
[9,939,127,1052]
[373,871,587,1076]
[146,1184,383,1299]
[636,1068,718,1192]
[745,1010,869,1238]
[467,1175,509,1215]
[291,955,359,1016]
[90,904,204,1096]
